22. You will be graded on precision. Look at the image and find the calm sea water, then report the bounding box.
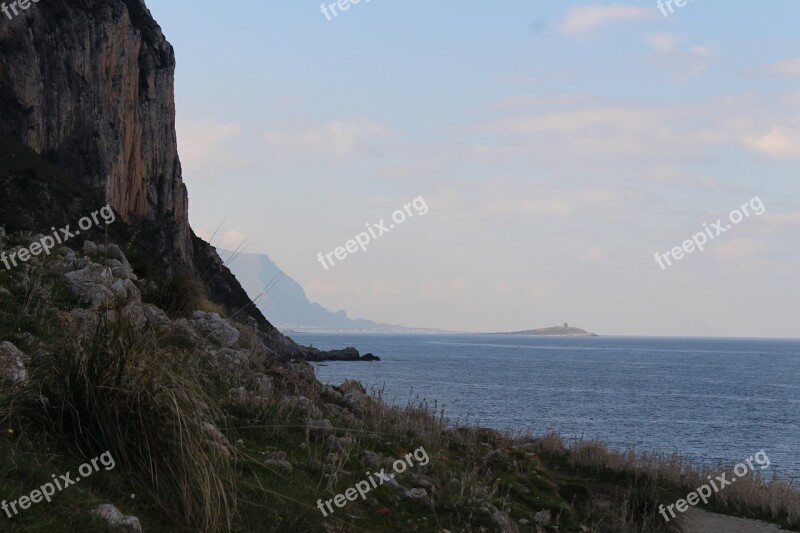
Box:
[291,333,800,482]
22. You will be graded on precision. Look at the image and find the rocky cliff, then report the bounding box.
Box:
[0,0,189,259]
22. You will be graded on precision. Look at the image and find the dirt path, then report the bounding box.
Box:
[678,508,786,532]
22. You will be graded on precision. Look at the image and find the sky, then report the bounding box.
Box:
[146,0,800,337]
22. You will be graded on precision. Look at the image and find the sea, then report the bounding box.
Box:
[290,333,800,482]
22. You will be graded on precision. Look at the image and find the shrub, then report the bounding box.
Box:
[144,270,226,319]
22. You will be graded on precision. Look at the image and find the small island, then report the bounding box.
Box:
[494,323,597,336]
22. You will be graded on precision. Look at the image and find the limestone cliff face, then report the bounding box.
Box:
[0,0,190,261]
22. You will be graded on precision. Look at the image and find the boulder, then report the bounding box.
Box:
[0,341,28,383]
[534,510,551,526]
[403,488,434,509]
[281,396,322,418]
[90,504,142,533]
[189,312,239,347]
[63,264,114,307]
[142,304,170,327]
[121,302,146,330]
[307,419,334,438]
[343,391,371,413]
[264,451,293,472]
[108,259,135,280]
[358,451,382,467]
[340,379,366,395]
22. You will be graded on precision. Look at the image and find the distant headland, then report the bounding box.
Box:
[492,323,597,336]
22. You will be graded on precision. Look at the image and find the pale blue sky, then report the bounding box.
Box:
[147,1,800,337]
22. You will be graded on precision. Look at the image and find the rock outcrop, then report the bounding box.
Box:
[0,0,190,261]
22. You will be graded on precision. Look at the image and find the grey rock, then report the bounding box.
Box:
[307,419,334,438]
[327,435,355,454]
[90,504,142,533]
[57,247,76,260]
[121,302,147,330]
[109,258,135,280]
[189,312,239,347]
[534,510,551,526]
[403,487,434,509]
[340,379,366,395]
[343,391,371,413]
[410,473,438,496]
[488,504,520,533]
[358,451,382,466]
[268,451,287,461]
[264,458,293,472]
[106,244,129,265]
[323,402,355,420]
[142,304,169,327]
[67,308,103,338]
[281,396,322,418]
[83,241,98,254]
[382,475,406,495]
[0,341,28,383]
[228,386,247,402]
[322,384,343,400]
[63,263,114,307]
[291,362,316,381]
[110,278,140,303]
[171,318,199,339]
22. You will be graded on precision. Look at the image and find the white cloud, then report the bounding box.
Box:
[262,120,388,158]
[713,238,769,260]
[760,57,800,77]
[561,4,654,35]
[177,120,244,175]
[744,128,800,158]
[689,46,717,60]
[644,32,687,54]
[643,35,719,79]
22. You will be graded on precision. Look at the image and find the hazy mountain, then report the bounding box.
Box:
[225,250,403,331]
